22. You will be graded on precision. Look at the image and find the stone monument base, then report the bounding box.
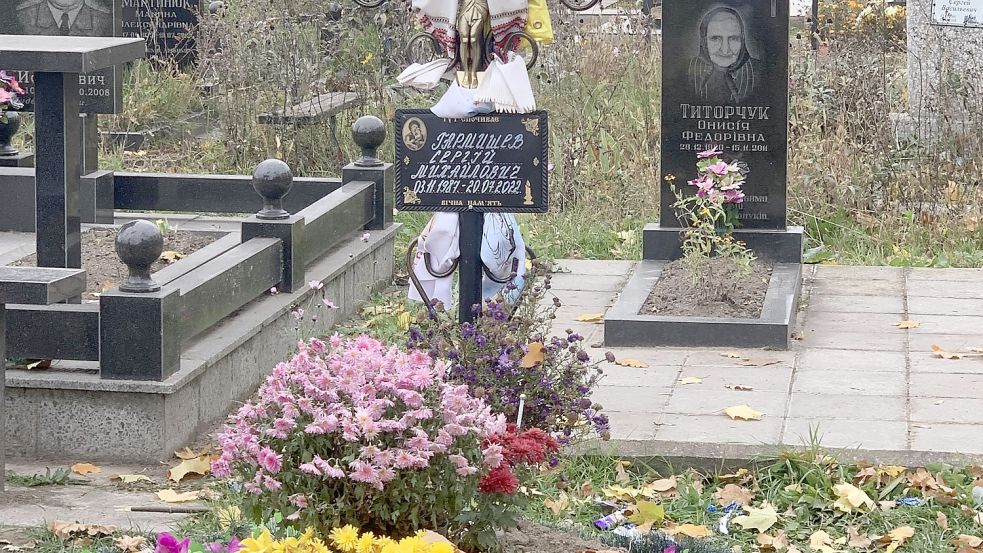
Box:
[603,224,803,349]
[0,153,34,168]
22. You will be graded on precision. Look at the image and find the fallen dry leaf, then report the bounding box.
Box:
[543,492,570,515]
[48,521,116,543]
[615,358,649,368]
[721,352,747,360]
[665,523,712,538]
[520,342,546,368]
[848,526,873,549]
[883,526,915,553]
[732,503,778,533]
[725,384,754,391]
[932,344,963,360]
[109,474,152,484]
[678,377,703,385]
[937,511,950,530]
[757,530,790,552]
[715,484,755,507]
[167,455,211,483]
[725,404,763,421]
[614,461,631,485]
[70,463,101,476]
[114,535,147,553]
[808,530,836,553]
[174,447,199,460]
[896,320,920,329]
[156,489,200,503]
[159,251,184,264]
[739,358,781,367]
[645,476,677,494]
[956,535,983,549]
[575,313,604,323]
[833,482,875,513]
[579,481,593,497]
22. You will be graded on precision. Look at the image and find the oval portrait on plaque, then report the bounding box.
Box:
[402,117,428,152]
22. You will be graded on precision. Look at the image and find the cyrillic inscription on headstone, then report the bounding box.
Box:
[932,0,983,27]
[0,0,123,113]
[660,0,790,229]
[122,0,199,63]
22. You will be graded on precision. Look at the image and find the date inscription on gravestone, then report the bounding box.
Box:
[932,0,983,27]
[660,0,790,229]
[122,0,199,63]
[395,109,548,213]
[0,0,123,113]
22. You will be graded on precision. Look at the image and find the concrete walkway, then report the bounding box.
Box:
[551,260,983,466]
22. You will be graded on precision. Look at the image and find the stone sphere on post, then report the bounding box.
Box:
[352,115,386,167]
[116,220,163,293]
[208,0,225,14]
[252,159,293,220]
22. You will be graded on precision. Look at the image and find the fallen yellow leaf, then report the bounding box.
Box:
[543,492,570,515]
[174,447,198,460]
[896,320,920,329]
[833,482,875,513]
[732,503,779,533]
[678,377,703,385]
[156,489,200,503]
[615,358,649,368]
[666,523,712,538]
[721,352,747,359]
[520,342,546,368]
[70,463,101,476]
[166,455,211,483]
[575,313,605,323]
[808,530,836,553]
[110,474,153,484]
[931,344,962,360]
[725,404,763,421]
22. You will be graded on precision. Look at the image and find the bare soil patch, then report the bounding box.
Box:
[641,258,772,319]
[499,519,626,553]
[10,228,223,301]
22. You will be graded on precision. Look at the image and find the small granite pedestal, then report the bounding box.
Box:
[0,35,145,269]
[0,267,86,491]
[0,153,35,168]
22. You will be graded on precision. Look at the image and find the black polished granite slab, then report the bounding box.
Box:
[0,35,144,73]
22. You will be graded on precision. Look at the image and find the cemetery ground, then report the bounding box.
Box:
[5,3,983,553]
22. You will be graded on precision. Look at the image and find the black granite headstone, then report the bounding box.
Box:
[0,0,123,114]
[122,0,199,64]
[394,109,549,213]
[660,0,789,229]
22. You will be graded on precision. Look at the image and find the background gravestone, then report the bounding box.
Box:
[0,0,123,114]
[907,0,983,115]
[122,0,200,65]
[659,0,789,229]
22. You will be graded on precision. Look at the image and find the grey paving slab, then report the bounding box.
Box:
[811,265,904,281]
[804,294,905,314]
[908,267,983,282]
[663,388,788,417]
[781,419,908,451]
[907,280,983,299]
[683,349,795,367]
[553,259,635,276]
[908,333,983,352]
[811,278,902,296]
[0,232,36,266]
[787,393,906,421]
[910,423,983,454]
[599,365,682,388]
[653,414,784,445]
[677,366,793,393]
[909,373,983,398]
[908,297,983,316]
[797,348,907,373]
[548,273,627,292]
[910,353,983,374]
[550,289,618,307]
[602,348,691,366]
[795,329,906,351]
[904,314,983,335]
[799,312,907,333]
[793,370,907,396]
[605,411,661,441]
[910,397,983,424]
[592,386,670,413]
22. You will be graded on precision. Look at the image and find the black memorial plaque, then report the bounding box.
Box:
[0,0,123,114]
[122,0,199,64]
[660,0,789,229]
[395,109,548,213]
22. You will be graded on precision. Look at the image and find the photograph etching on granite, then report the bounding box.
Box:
[0,0,123,113]
[661,0,789,229]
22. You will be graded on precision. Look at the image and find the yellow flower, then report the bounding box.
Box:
[430,544,454,553]
[361,52,374,65]
[330,526,361,553]
[239,529,276,553]
[355,532,375,553]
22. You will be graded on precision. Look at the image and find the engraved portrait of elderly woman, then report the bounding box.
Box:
[688,5,763,104]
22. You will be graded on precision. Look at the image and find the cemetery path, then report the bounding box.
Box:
[0,461,196,534]
[551,260,983,466]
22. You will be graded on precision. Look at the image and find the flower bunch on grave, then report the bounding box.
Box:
[211,334,507,542]
[670,149,756,302]
[407,260,609,445]
[0,71,24,118]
